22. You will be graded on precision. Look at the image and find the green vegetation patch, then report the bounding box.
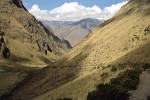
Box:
[144,25,150,35]
[111,66,118,72]
[111,68,142,90]
[141,63,150,70]
[87,68,142,100]
[87,84,129,100]
[110,64,126,72]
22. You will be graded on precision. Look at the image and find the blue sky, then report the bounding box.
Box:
[22,0,129,21]
[22,0,128,10]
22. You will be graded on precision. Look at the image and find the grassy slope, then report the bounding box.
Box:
[0,0,63,66]
[0,72,20,95]
[7,0,150,100]
[0,0,61,97]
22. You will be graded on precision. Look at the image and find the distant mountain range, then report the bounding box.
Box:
[42,18,104,46]
[72,18,103,31]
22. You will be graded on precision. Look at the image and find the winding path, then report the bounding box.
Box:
[129,68,150,100]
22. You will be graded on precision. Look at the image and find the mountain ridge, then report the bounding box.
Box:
[42,18,103,46]
[10,0,28,11]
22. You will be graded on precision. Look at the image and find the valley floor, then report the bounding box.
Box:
[0,63,46,97]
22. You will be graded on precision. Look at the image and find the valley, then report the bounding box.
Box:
[0,0,150,100]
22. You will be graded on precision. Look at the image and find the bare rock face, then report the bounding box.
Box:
[0,32,10,59]
[10,0,28,11]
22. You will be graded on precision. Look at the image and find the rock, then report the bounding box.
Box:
[10,0,28,11]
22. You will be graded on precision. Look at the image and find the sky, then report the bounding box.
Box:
[22,0,129,21]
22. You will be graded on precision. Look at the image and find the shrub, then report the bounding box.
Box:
[101,72,109,81]
[123,47,128,51]
[123,79,138,90]
[101,72,109,78]
[111,68,142,90]
[107,64,112,68]
[111,77,123,85]
[117,64,126,70]
[144,25,150,35]
[87,84,129,100]
[111,66,118,72]
[87,68,142,100]
[109,64,126,71]
[141,63,150,70]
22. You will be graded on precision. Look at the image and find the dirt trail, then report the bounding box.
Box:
[129,68,150,100]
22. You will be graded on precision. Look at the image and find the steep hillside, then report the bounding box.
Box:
[0,0,69,66]
[0,0,71,96]
[42,18,102,46]
[5,0,150,100]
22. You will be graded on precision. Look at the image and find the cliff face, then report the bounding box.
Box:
[0,0,69,65]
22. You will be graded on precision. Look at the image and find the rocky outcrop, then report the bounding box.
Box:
[0,32,10,59]
[10,0,27,11]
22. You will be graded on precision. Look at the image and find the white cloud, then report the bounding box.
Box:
[29,1,128,21]
[102,1,128,19]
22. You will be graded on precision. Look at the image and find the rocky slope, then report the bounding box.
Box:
[10,0,28,11]
[3,0,150,100]
[0,0,70,66]
[42,18,103,46]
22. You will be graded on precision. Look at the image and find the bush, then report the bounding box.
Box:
[142,63,150,70]
[144,25,150,35]
[111,77,123,85]
[87,84,129,100]
[101,72,109,79]
[87,68,142,100]
[111,66,118,72]
[107,64,112,68]
[111,68,142,90]
[123,79,138,90]
[117,64,126,70]
[109,64,125,72]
